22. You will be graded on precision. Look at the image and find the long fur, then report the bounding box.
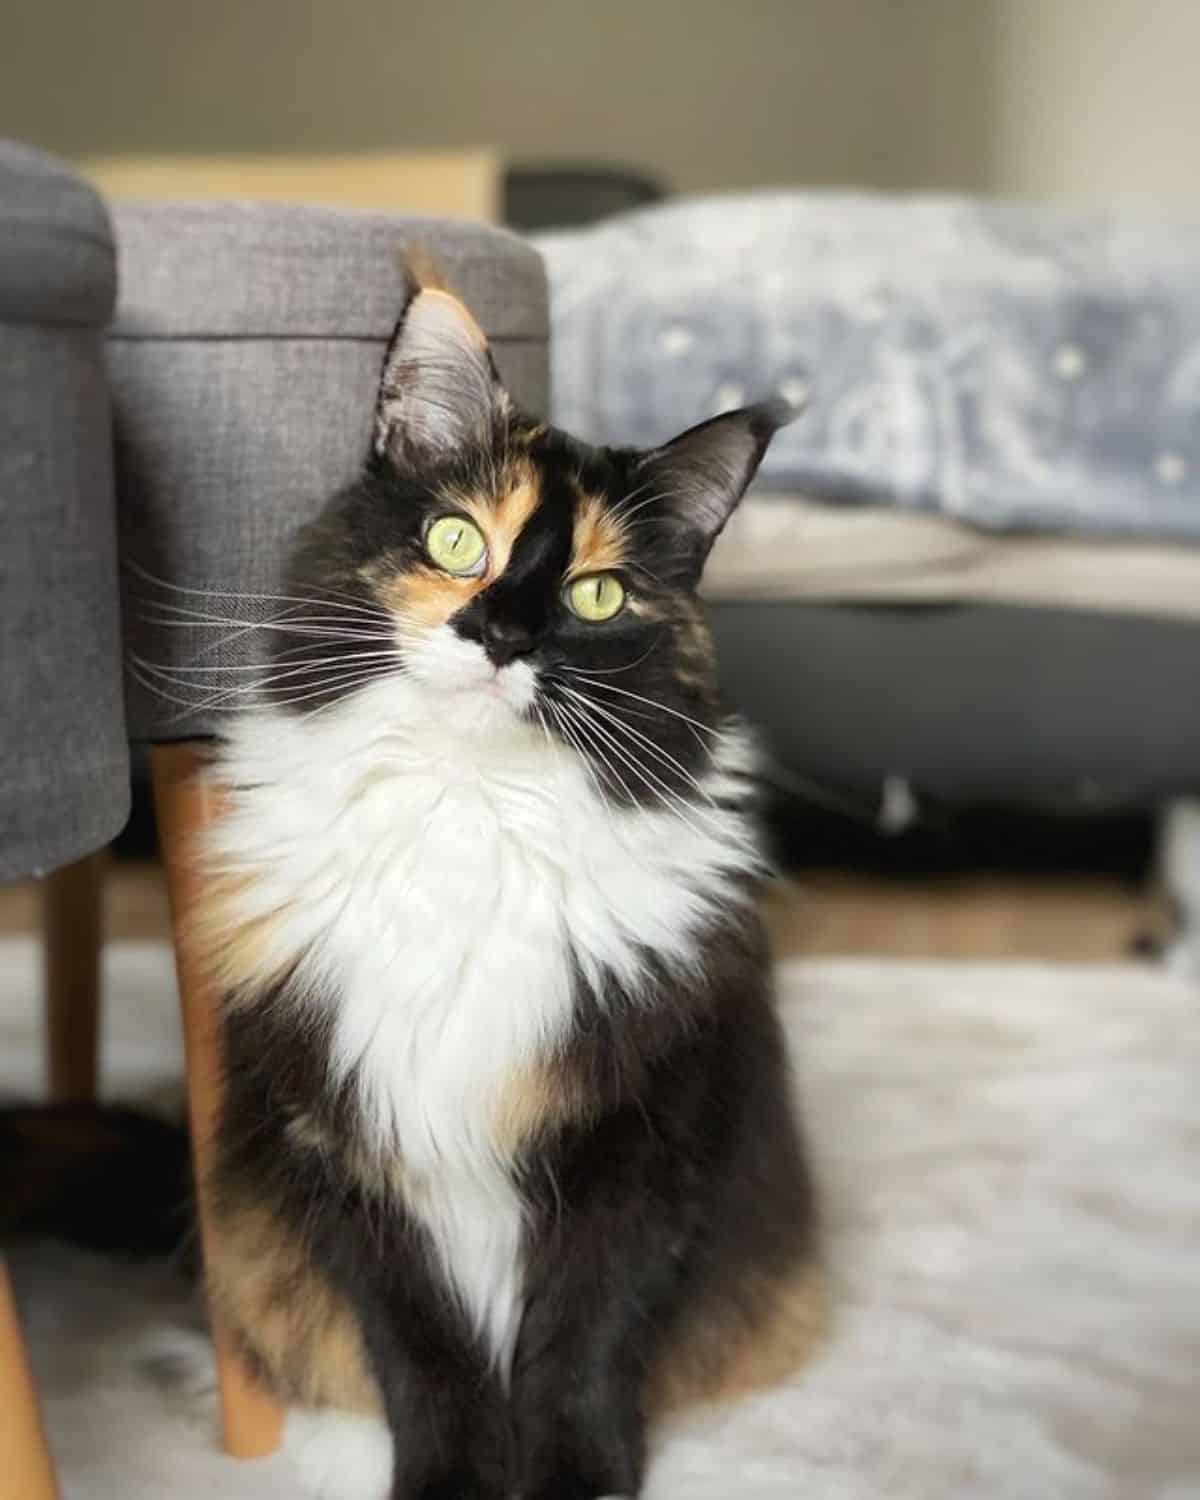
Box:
[184,276,818,1499]
[208,673,762,1378]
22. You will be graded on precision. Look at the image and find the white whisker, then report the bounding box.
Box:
[556,673,718,743]
[555,683,717,808]
[562,639,663,676]
[125,561,392,621]
[137,649,403,679]
[551,689,721,844]
[547,697,629,814]
[130,654,398,716]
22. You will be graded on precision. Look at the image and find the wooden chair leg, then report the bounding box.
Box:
[42,851,105,1103]
[150,742,284,1460]
[0,1261,59,1500]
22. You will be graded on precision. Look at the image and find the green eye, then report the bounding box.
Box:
[566,573,626,622]
[425,515,488,575]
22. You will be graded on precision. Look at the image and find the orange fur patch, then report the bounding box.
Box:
[568,494,629,580]
[187,863,295,1003]
[208,1199,381,1414]
[456,466,542,577]
[491,1058,591,1155]
[402,253,499,375]
[367,462,543,631]
[373,560,488,632]
[414,286,489,351]
[647,1262,827,1418]
[404,245,454,295]
[670,599,718,690]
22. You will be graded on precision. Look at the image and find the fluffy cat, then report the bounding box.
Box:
[192,265,821,1500]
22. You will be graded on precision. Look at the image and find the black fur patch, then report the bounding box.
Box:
[209,293,811,1498]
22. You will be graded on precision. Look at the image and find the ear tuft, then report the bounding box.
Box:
[373,262,508,474]
[635,400,798,570]
[401,243,455,294]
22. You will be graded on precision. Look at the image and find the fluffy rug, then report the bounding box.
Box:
[3,936,1199,1500]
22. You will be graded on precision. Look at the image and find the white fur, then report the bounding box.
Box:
[210,626,760,1376]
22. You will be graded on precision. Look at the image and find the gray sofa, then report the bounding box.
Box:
[0,142,128,880]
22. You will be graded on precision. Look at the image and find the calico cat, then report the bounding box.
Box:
[192,265,822,1500]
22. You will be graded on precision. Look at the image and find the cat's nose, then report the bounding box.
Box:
[481,617,536,667]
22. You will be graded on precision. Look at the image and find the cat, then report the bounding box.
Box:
[189,263,822,1500]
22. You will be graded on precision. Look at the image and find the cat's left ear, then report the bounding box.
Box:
[635,399,796,573]
[373,285,509,474]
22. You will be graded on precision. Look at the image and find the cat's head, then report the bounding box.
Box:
[274,272,792,804]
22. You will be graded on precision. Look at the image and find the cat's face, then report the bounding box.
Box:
[272,281,789,805]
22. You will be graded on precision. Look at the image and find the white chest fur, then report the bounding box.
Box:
[209,670,758,1374]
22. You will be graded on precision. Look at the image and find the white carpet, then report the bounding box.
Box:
[4,936,1199,1500]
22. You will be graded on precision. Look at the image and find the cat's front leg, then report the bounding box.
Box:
[366,1329,508,1500]
[331,1256,510,1500]
[518,1387,643,1500]
[514,1290,646,1498]
[509,1145,690,1499]
[513,1315,648,1500]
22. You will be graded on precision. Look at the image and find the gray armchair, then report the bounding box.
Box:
[0,139,129,1500]
[0,143,128,880]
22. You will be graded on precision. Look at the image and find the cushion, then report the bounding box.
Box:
[537,193,1200,542]
[705,494,1200,622]
[109,201,549,742]
[0,142,128,880]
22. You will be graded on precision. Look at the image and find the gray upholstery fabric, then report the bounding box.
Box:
[110,202,549,741]
[0,143,129,881]
[0,142,115,327]
[709,600,1200,808]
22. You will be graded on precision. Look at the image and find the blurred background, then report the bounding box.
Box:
[9,0,1200,209]
[6,0,1200,960]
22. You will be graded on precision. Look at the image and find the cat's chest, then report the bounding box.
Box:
[216,702,754,1160]
[224,732,651,1145]
[250,756,591,1371]
[215,704,755,1368]
[290,766,580,1160]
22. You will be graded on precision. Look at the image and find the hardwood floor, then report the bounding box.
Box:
[1,858,1161,961]
[763,871,1160,961]
[0,858,170,942]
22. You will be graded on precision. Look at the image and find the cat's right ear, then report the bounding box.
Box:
[373,282,509,474]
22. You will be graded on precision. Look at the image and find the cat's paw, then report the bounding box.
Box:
[285,1405,393,1500]
[413,1473,493,1500]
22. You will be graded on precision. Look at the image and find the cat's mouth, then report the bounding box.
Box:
[464,664,537,712]
[430,634,536,701]
[399,625,541,724]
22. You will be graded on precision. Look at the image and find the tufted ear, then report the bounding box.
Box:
[373,281,509,474]
[635,399,796,574]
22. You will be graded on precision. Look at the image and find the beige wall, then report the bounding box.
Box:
[6,1,1196,208]
[986,0,1200,208]
[3,0,979,195]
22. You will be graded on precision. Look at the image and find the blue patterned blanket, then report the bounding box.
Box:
[535,194,1200,540]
